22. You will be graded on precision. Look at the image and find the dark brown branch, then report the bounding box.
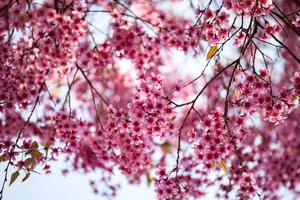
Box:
[76,63,109,106]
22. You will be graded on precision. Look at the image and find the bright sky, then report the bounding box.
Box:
[2,159,156,200]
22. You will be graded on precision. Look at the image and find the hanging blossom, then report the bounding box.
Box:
[98,71,176,182]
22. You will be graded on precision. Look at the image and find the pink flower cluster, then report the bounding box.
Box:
[100,72,175,181]
[239,172,256,198]
[224,0,274,16]
[233,70,293,124]
[194,109,232,168]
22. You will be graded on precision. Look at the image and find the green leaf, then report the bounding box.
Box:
[160,141,173,154]
[291,95,298,103]
[22,173,30,182]
[44,141,51,154]
[206,45,218,60]
[211,160,217,167]
[31,141,39,150]
[0,154,6,162]
[24,158,34,166]
[31,150,43,159]
[9,170,20,186]
[212,160,229,175]
[146,172,152,186]
[44,141,50,150]
[218,160,228,174]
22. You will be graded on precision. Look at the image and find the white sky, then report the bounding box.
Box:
[2,159,156,200]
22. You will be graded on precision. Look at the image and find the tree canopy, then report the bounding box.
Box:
[0,0,300,199]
